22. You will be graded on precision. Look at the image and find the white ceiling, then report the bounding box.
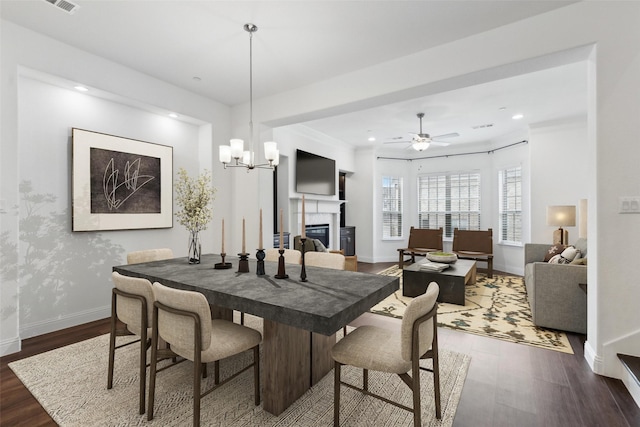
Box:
[1,0,586,152]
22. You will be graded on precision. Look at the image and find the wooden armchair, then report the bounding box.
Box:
[397,227,443,269]
[452,228,493,278]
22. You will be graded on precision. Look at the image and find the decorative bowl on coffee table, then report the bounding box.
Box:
[426,252,458,264]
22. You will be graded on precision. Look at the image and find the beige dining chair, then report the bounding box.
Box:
[265,248,302,264]
[127,248,174,264]
[148,282,262,426]
[305,251,345,270]
[331,282,441,426]
[305,251,348,335]
[107,271,155,415]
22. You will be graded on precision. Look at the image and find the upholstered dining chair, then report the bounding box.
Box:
[305,251,345,270]
[148,282,262,426]
[126,248,173,264]
[305,251,347,335]
[107,271,155,415]
[331,282,441,426]
[265,248,302,264]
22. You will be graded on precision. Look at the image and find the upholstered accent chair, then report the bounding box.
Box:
[265,248,302,264]
[452,228,494,278]
[126,248,174,264]
[397,227,443,269]
[305,251,346,270]
[107,271,155,414]
[148,282,262,426]
[331,282,441,426]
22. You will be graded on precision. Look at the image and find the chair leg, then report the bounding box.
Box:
[107,295,117,390]
[253,345,261,405]
[334,361,341,427]
[194,359,201,427]
[214,360,219,384]
[487,258,493,278]
[433,339,442,419]
[412,358,421,427]
[147,333,158,420]
[363,368,368,391]
[138,329,147,415]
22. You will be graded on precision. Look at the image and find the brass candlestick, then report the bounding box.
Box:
[214,253,232,269]
[274,249,288,279]
[300,237,308,282]
[256,249,266,275]
[237,253,250,273]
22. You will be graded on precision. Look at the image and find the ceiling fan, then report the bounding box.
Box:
[384,113,459,151]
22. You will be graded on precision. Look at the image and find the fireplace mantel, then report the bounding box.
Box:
[290,197,344,250]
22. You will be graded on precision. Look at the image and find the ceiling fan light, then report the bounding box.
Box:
[413,141,430,151]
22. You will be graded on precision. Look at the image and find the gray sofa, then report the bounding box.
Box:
[524,238,587,334]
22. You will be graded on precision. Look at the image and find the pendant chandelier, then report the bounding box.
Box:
[219,23,279,170]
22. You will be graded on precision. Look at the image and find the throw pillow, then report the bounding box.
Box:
[313,239,328,252]
[544,244,566,262]
[571,257,587,265]
[549,246,578,264]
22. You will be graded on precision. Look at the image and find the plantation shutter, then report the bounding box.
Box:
[382,176,403,239]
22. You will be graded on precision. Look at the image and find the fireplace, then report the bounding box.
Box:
[305,224,330,247]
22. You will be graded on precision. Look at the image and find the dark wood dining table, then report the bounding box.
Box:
[113,253,398,415]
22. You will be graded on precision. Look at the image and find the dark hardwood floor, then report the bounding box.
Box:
[1,262,638,426]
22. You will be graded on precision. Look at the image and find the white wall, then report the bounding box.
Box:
[0,21,232,355]
[529,117,589,244]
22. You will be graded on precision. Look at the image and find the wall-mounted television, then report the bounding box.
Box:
[295,149,336,196]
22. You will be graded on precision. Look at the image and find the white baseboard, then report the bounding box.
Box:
[0,336,21,357]
[19,305,110,341]
[584,340,604,374]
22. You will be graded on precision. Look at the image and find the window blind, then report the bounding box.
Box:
[417,172,481,238]
[498,166,522,244]
[382,176,403,239]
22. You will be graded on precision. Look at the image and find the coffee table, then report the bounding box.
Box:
[402,259,477,305]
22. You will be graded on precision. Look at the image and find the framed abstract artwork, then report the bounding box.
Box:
[72,128,173,231]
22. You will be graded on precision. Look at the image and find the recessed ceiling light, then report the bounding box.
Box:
[498,107,506,110]
[368,136,376,142]
[193,76,202,82]
[168,113,179,118]
[512,114,524,120]
[74,85,88,92]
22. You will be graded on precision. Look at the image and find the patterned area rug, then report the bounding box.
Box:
[371,265,573,354]
[9,315,470,426]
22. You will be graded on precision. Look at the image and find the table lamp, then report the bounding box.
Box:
[546,205,576,245]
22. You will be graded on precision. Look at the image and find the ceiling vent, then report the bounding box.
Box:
[44,0,79,14]
[471,123,494,130]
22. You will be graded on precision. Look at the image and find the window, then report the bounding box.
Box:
[417,172,481,238]
[382,176,403,239]
[498,166,522,244]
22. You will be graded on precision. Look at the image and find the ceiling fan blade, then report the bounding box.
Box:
[430,140,450,147]
[432,132,459,139]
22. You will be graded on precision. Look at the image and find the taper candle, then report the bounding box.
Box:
[279,209,284,250]
[221,218,225,253]
[301,195,306,238]
[242,217,246,253]
[259,209,263,249]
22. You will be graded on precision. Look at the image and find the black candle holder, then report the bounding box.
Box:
[300,237,308,282]
[214,252,232,269]
[237,252,250,273]
[274,249,289,279]
[256,249,266,275]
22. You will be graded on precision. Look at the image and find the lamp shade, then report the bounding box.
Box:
[263,141,277,161]
[219,145,231,164]
[230,139,244,159]
[546,205,576,227]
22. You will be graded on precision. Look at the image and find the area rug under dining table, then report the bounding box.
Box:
[371,265,573,354]
[9,315,470,426]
